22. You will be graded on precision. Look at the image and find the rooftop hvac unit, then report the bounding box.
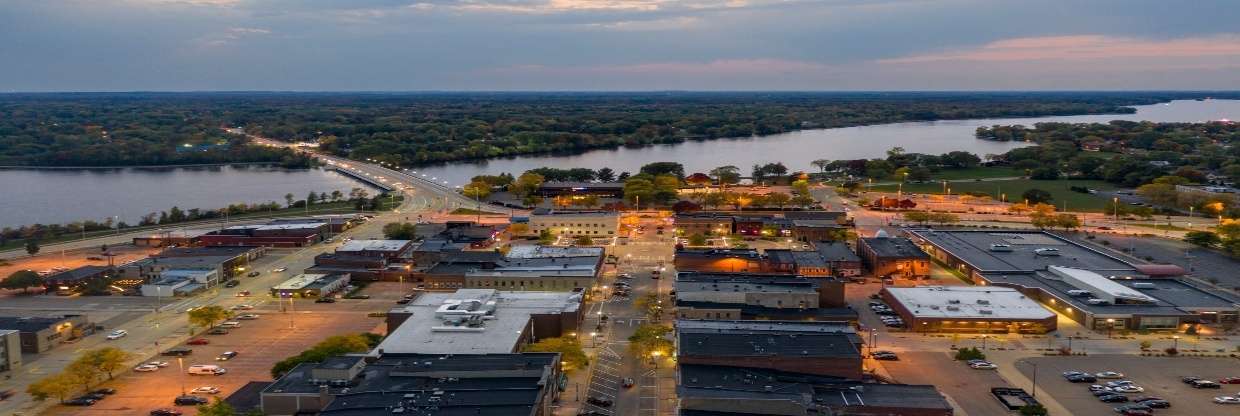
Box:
[978,309,993,315]
[977,299,991,305]
[946,306,960,311]
[948,299,961,304]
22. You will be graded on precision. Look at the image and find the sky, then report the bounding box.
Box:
[3,0,1240,91]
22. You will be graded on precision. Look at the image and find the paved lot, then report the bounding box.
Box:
[0,244,159,295]
[879,351,1014,416]
[43,299,385,416]
[1018,355,1240,416]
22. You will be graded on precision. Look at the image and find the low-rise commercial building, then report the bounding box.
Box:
[674,248,778,274]
[132,229,212,247]
[676,320,863,380]
[678,365,952,416]
[881,286,1057,333]
[674,272,852,321]
[0,315,92,353]
[536,181,624,198]
[526,209,618,237]
[334,239,414,259]
[199,223,326,247]
[907,229,1240,329]
[857,232,931,279]
[43,266,113,292]
[270,273,351,298]
[0,330,21,374]
[140,268,219,297]
[673,213,736,236]
[267,214,362,233]
[260,352,561,416]
[379,289,583,355]
[813,241,863,278]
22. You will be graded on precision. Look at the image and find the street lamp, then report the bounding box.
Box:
[177,357,186,395]
[1106,318,1114,338]
[1172,335,1180,350]
[1020,361,1039,398]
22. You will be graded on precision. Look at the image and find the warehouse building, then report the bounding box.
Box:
[679,365,952,416]
[676,320,863,380]
[907,229,1240,330]
[270,273,351,298]
[674,272,853,321]
[0,315,93,353]
[379,289,583,356]
[881,286,1057,334]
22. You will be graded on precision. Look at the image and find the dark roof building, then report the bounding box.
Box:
[43,266,112,288]
[676,320,862,380]
[678,365,952,416]
[260,353,562,416]
[857,233,931,279]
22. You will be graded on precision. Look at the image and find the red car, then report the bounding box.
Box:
[1221,377,1240,384]
[186,338,209,345]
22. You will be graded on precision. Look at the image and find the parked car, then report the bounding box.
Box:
[91,388,117,395]
[187,338,210,345]
[174,395,208,406]
[207,328,229,335]
[970,362,998,370]
[1096,371,1125,379]
[1192,380,1222,389]
[1181,376,1203,384]
[622,378,635,388]
[162,347,192,356]
[63,397,97,406]
[235,291,251,297]
[236,314,260,320]
[1220,377,1240,384]
[315,297,336,303]
[272,267,287,272]
[586,397,613,407]
[107,329,128,340]
[1111,385,1145,393]
[224,280,240,288]
[1138,400,1170,409]
[231,304,254,310]
[1099,394,1130,403]
[150,409,183,416]
[872,352,899,361]
[190,386,220,394]
[134,364,160,372]
[246,271,260,277]
[149,361,169,367]
[1068,374,1097,383]
[1213,396,1240,404]
[216,351,238,361]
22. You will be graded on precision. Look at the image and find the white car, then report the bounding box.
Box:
[970,362,998,370]
[1105,381,1135,388]
[149,361,170,368]
[236,313,260,320]
[272,267,287,272]
[191,386,221,394]
[1095,371,1125,379]
[1111,385,1144,393]
[231,304,254,310]
[1213,396,1240,404]
[134,364,160,372]
[106,329,128,340]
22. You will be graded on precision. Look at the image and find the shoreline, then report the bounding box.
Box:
[0,162,286,170]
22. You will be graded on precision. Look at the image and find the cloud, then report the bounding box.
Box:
[194,27,271,47]
[492,58,831,76]
[880,34,1240,64]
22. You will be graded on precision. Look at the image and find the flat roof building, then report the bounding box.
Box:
[0,330,21,374]
[676,320,863,380]
[270,273,351,298]
[674,272,852,321]
[881,286,1057,334]
[335,239,413,259]
[526,209,618,238]
[260,352,561,416]
[0,315,92,353]
[907,229,1240,330]
[678,365,952,416]
[857,233,931,279]
[813,241,863,278]
[378,289,583,355]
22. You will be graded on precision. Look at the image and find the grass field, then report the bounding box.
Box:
[927,166,1025,180]
[874,179,1118,212]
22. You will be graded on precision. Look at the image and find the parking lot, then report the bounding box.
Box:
[1018,355,1240,416]
[44,299,386,416]
[879,351,1016,416]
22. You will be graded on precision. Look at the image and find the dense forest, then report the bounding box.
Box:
[3,91,1237,167]
[978,120,1240,186]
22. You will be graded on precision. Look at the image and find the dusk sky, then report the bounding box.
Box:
[4,0,1240,91]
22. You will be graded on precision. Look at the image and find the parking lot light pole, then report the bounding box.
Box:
[177,357,186,396]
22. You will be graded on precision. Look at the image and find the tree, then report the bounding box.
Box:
[908,166,932,182]
[687,234,708,246]
[1019,404,1048,416]
[1021,188,1053,205]
[462,180,492,199]
[1184,231,1222,248]
[929,212,960,225]
[271,333,375,378]
[187,305,233,331]
[306,192,318,206]
[27,373,76,403]
[198,398,240,416]
[596,167,616,182]
[382,222,418,239]
[284,193,295,208]
[574,235,593,246]
[1136,183,1178,207]
[639,162,685,179]
[953,347,986,361]
[1029,167,1060,180]
[702,192,728,209]
[83,347,133,380]
[811,159,832,173]
[1054,213,1081,231]
[765,192,792,210]
[628,323,675,359]
[791,179,811,196]
[623,178,656,206]
[634,294,663,319]
[64,357,102,391]
[522,336,588,371]
[510,172,545,198]
[25,239,39,255]
[0,270,42,293]
[330,190,343,202]
[709,165,741,185]
[791,194,818,208]
[538,229,555,245]
[903,211,931,225]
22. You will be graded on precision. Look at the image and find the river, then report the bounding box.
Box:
[2,99,1236,228]
[0,165,375,228]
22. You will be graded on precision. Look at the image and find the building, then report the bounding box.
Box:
[260,352,561,416]
[536,181,624,198]
[335,239,414,259]
[674,248,779,274]
[439,221,507,248]
[0,315,92,353]
[140,268,219,297]
[43,266,113,292]
[0,330,21,374]
[379,289,583,355]
[674,213,736,236]
[267,214,363,233]
[907,229,1240,329]
[270,273,351,298]
[678,365,952,416]
[813,241,863,279]
[857,232,931,279]
[676,320,863,380]
[309,240,415,281]
[132,229,212,247]
[674,272,853,321]
[465,255,601,291]
[526,209,618,238]
[198,223,326,247]
[881,286,1057,333]
[148,245,266,278]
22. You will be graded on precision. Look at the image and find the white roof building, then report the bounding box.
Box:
[376,289,582,355]
[1048,266,1157,304]
[884,286,1055,320]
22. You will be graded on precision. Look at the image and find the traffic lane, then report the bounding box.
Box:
[878,351,1015,416]
[1019,355,1240,416]
[46,302,385,416]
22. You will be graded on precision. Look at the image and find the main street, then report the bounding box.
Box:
[0,151,497,415]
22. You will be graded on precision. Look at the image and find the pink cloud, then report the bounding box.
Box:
[881,34,1240,64]
[491,59,831,76]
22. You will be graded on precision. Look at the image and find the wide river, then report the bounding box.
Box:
[1,99,1235,228]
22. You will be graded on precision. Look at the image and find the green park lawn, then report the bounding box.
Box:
[926,166,1025,181]
[874,179,1119,212]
